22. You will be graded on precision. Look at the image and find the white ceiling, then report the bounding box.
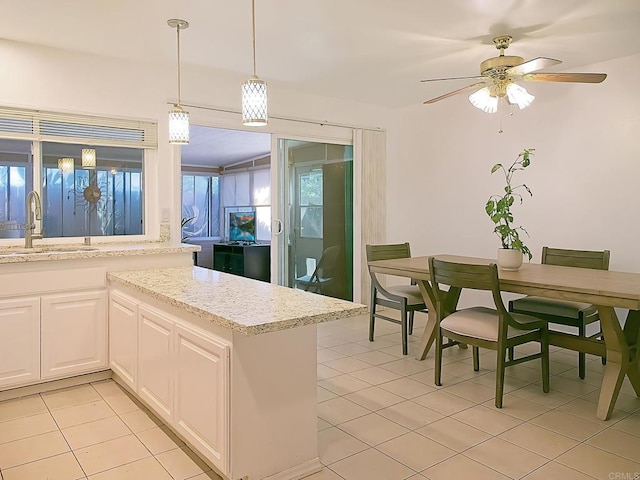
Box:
[4,1,640,167]
[4,0,640,109]
[181,126,270,168]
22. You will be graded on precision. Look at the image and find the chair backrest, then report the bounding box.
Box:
[541,247,610,270]
[428,257,509,318]
[315,245,341,278]
[366,243,411,263]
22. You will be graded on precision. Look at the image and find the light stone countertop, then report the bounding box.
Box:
[108,266,368,335]
[0,242,200,264]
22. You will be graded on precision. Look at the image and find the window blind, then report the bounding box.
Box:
[0,106,157,148]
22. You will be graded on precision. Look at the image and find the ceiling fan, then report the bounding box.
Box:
[422,35,607,113]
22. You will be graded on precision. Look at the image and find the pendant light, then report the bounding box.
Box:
[82,148,96,169]
[168,18,190,144]
[58,157,75,172]
[242,0,268,126]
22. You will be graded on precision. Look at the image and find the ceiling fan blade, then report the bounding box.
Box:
[523,72,607,83]
[421,75,486,83]
[507,57,562,76]
[423,82,487,104]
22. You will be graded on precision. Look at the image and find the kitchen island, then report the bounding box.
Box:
[108,266,367,480]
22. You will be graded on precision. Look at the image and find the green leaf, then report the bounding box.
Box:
[491,164,502,174]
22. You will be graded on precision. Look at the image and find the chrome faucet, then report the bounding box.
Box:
[25,190,43,248]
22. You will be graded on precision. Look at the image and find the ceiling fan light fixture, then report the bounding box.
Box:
[506,83,535,109]
[469,87,498,114]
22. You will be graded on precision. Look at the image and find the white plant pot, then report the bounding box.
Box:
[497,248,523,271]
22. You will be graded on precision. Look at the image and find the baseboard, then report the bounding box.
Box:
[0,369,112,402]
[261,458,322,480]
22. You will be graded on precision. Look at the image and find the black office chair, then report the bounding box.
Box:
[509,247,610,379]
[366,243,427,355]
[295,245,340,295]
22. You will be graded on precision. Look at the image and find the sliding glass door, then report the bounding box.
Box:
[275,139,353,300]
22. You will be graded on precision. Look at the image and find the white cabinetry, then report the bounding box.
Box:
[138,305,174,423]
[174,324,228,472]
[0,267,108,390]
[41,291,107,380]
[109,290,138,390]
[108,291,230,475]
[0,297,40,388]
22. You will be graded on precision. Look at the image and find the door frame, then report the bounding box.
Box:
[177,108,363,302]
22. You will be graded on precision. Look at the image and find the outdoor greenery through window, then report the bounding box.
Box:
[299,169,323,239]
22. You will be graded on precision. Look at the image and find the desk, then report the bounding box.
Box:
[368,254,640,420]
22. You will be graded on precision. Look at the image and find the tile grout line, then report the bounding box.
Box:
[317,319,639,479]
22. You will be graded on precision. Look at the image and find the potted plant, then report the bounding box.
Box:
[485,148,534,271]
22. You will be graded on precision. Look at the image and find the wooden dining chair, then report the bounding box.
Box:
[429,257,549,408]
[366,243,427,355]
[509,247,610,379]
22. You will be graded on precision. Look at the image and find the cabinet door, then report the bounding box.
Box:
[109,290,138,390]
[174,324,229,474]
[138,305,174,423]
[41,290,108,380]
[0,297,40,389]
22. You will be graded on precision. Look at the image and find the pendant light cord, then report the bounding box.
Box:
[251,0,257,76]
[176,24,182,105]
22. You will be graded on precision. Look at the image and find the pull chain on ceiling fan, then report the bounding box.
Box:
[422,35,607,113]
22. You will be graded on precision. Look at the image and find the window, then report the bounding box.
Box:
[0,106,156,240]
[41,143,143,237]
[0,139,32,239]
[298,169,323,239]
[220,169,271,242]
[181,174,220,238]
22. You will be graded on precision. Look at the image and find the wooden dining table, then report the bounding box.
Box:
[368,254,640,421]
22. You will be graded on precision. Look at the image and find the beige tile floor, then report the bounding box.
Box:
[0,311,639,479]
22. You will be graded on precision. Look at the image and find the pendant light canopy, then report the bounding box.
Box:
[168,18,190,144]
[242,0,268,126]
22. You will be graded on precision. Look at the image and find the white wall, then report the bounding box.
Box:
[0,39,390,244]
[387,54,640,279]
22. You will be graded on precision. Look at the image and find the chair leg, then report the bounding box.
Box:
[541,331,550,394]
[369,288,376,342]
[578,323,586,380]
[401,308,409,355]
[495,347,506,408]
[435,327,443,386]
[472,346,480,371]
[408,311,414,335]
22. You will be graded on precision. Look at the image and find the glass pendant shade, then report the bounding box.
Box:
[58,157,75,172]
[81,148,96,169]
[242,76,268,126]
[169,105,190,144]
[468,87,498,114]
[506,83,535,109]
